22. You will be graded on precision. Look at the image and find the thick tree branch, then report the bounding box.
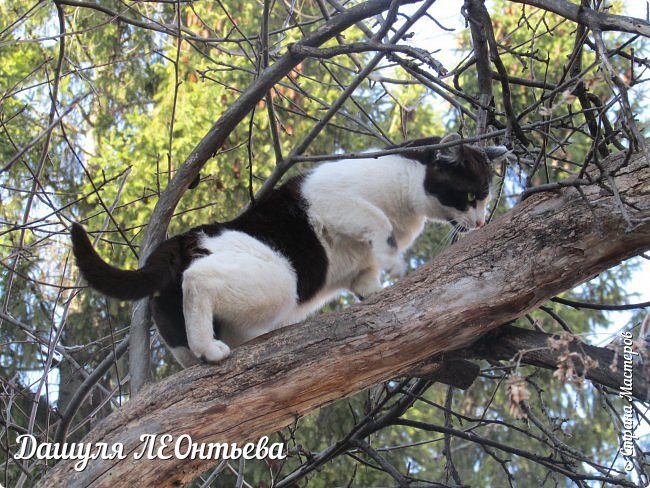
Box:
[40,144,650,487]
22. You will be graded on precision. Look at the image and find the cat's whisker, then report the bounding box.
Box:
[450,226,460,243]
[438,227,455,249]
[437,225,460,251]
[450,225,462,245]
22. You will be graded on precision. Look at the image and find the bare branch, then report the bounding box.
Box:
[463,0,493,138]
[288,41,447,75]
[507,0,650,37]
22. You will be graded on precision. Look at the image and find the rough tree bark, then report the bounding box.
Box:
[40,147,650,486]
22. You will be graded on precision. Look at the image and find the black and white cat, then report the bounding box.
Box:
[71,134,507,367]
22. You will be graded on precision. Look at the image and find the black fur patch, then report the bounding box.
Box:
[223,174,328,303]
[150,233,213,349]
[151,281,186,348]
[384,136,443,165]
[387,137,492,214]
[424,147,491,213]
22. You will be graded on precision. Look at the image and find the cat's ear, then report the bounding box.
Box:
[438,133,462,163]
[440,133,462,145]
[484,145,509,163]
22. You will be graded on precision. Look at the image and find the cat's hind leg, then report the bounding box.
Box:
[182,268,231,363]
[182,231,299,363]
[169,346,201,368]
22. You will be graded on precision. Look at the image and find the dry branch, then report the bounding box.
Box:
[39,143,650,487]
[464,0,493,137]
[508,0,650,38]
[466,325,649,401]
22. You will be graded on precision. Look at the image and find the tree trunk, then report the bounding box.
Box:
[40,147,650,487]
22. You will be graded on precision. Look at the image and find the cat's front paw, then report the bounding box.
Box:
[195,339,231,364]
[381,255,407,279]
[352,280,382,301]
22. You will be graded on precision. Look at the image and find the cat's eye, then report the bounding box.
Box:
[467,192,476,202]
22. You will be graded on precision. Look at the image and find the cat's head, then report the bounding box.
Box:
[400,133,508,231]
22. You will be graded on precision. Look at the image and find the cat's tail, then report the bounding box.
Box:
[71,223,171,300]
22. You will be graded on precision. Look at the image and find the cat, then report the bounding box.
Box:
[71,133,508,367]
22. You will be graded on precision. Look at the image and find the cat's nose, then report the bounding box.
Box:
[475,220,484,228]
